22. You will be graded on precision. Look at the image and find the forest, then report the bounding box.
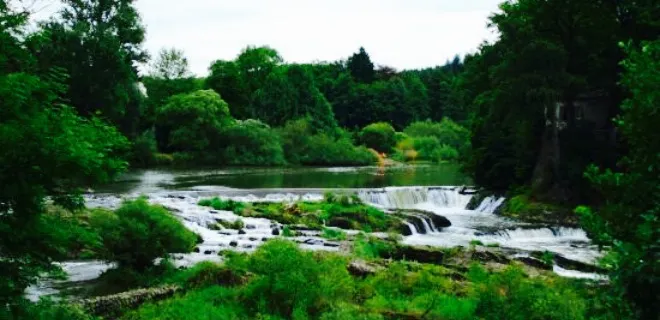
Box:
[0,0,658,319]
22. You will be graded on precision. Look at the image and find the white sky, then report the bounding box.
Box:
[26,0,503,76]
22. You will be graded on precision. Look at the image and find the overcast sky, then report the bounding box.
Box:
[29,0,503,75]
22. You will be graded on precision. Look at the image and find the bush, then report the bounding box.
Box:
[220,120,286,166]
[3,299,97,320]
[468,265,587,320]
[279,119,377,166]
[198,197,245,214]
[156,89,234,155]
[236,240,353,318]
[404,118,470,152]
[91,198,198,271]
[359,122,396,153]
[130,130,158,168]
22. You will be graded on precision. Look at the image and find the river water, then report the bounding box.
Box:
[29,164,605,300]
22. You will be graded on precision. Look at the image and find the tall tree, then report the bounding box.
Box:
[0,1,129,308]
[149,47,191,80]
[347,47,375,84]
[253,65,337,131]
[31,0,147,136]
[578,40,660,320]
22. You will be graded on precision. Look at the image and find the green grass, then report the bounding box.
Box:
[322,228,347,241]
[121,240,593,320]
[198,193,403,233]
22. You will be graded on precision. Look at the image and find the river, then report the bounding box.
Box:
[29,164,605,301]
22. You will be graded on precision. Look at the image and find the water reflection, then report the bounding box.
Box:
[95,164,471,194]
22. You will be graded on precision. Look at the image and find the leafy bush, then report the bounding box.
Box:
[92,198,198,270]
[130,130,158,168]
[236,240,353,318]
[352,234,396,259]
[279,118,377,165]
[469,265,587,320]
[3,299,97,320]
[322,228,347,241]
[156,89,233,155]
[198,197,245,214]
[220,119,286,166]
[359,122,396,153]
[404,118,470,152]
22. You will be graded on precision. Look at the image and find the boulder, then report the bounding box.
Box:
[229,241,238,247]
[347,260,380,277]
[271,228,280,236]
[238,229,247,235]
[245,224,257,230]
[203,250,214,255]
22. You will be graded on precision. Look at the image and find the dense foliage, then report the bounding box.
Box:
[92,198,198,270]
[122,240,599,320]
[359,122,396,153]
[577,40,660,320]
[0,1,130,308]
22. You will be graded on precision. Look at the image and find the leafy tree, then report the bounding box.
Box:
[578,40,660,320]
[32,0,147,136]
[0,2,129,306]
[92,198,197,270]
[206,60,249,118]
[220,120,286,166]
[360,122,396,153]
[347,47,375,84]
[253,64,337,131]
[150,47,191,80]
[156,89,233,154]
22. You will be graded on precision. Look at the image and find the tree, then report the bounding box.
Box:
[0,2,130,306]
[253,65,337,131]
[92,198,197,270]
[156,90,233,154]
[206,60,249,118]
[206,46,282,119]
[578,40,660,320]
[32,0,147,136]
[347,47,375,84]
[360,122,396,153]
[149,47,191,80]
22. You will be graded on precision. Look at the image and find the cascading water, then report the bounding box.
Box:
[475,196,506,214]
[358,187,472,209]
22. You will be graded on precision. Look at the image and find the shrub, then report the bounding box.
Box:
[468,265,587,320]
[198,197,245,214]
[238,240,353,318]
[220,120,286,166]
[91,198,198,271]
[279,119,377,166]
[359,122,396,153]
[130,130,157,168]
[156,89,233,155]
[413,136,442,161]
[3,299,96,320]
[322,228,347,241]
[404,118,470,152]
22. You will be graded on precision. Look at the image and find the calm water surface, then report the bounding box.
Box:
[96,164,471,194]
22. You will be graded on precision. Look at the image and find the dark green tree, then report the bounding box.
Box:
[578,40,660,320]
[253,65,337,131]
[0,2,130,307]
[347,47,375,84]
[32,0,147,136]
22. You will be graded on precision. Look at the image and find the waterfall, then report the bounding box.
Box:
[474,196,506,213]
[480,227,589,242]
[403,221,418,235]
[358,187,472,209]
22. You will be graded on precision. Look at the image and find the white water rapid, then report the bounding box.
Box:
[30,185,604,301]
